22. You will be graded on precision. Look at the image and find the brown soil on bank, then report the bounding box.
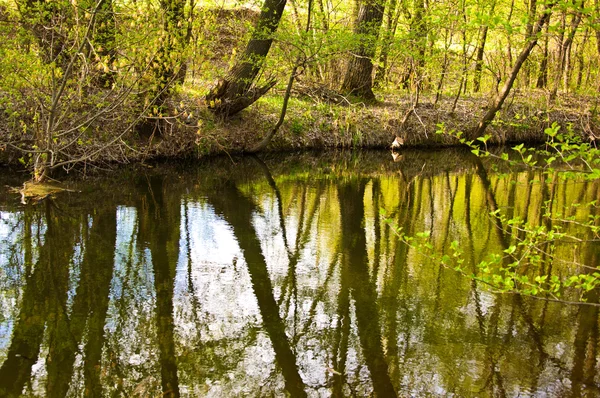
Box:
[142,89,600,160]
[1,89,598,171]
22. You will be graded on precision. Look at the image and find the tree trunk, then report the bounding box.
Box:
[550,3,583,100]
[206,0,287,117]
[523,0,538,87]
[374,0,400,87]
[506,0,515,70]
[434,29,451,106]
[473,0,496,92]
[340,0,385,101]
[473,25,489,93]
[288,0,304,33]
[473,4,554,138]
[175,0,197,84]
[452,0,469,113]
[248,0,313,153]
[575,28,589,90]
[412,0,427,86]
[536,22,549,88]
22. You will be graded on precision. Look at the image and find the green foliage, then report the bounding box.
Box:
[0,0,198,177]
[290,118,305,135]
[1,0,599,175]
[404,124,600,304]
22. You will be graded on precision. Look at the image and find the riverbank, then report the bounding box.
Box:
[1,88,598,175]
[191,89,599,151]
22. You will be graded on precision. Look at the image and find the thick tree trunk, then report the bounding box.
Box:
[473,4,554,138]
[205,0,287,116]
[473,25,489,93]
[340,0,385,101]
[248,0,313,153]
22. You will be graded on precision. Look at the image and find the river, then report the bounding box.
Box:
[0,149,599,397]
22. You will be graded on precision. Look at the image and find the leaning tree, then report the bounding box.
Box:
[205,0,287,117]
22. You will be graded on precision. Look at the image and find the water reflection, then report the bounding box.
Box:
[0,150,599,397]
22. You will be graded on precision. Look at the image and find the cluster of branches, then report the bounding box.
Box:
[0,0,192,180]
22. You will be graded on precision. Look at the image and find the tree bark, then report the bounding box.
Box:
[374,0,400,87]
[549,2,583,100]
[340,0,385,101]
[472,4,554,138]
[205,0,287,117]
[473,0,496,93]
[536,22,549,88]
[248,0,313,153]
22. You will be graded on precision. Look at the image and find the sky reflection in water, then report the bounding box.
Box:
[0,150,599,397]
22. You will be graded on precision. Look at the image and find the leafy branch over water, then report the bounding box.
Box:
[384,124,600,305]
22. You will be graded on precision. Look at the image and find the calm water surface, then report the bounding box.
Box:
[0,150,599,397]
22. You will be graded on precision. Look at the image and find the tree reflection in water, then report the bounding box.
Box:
[0,150,599,396]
